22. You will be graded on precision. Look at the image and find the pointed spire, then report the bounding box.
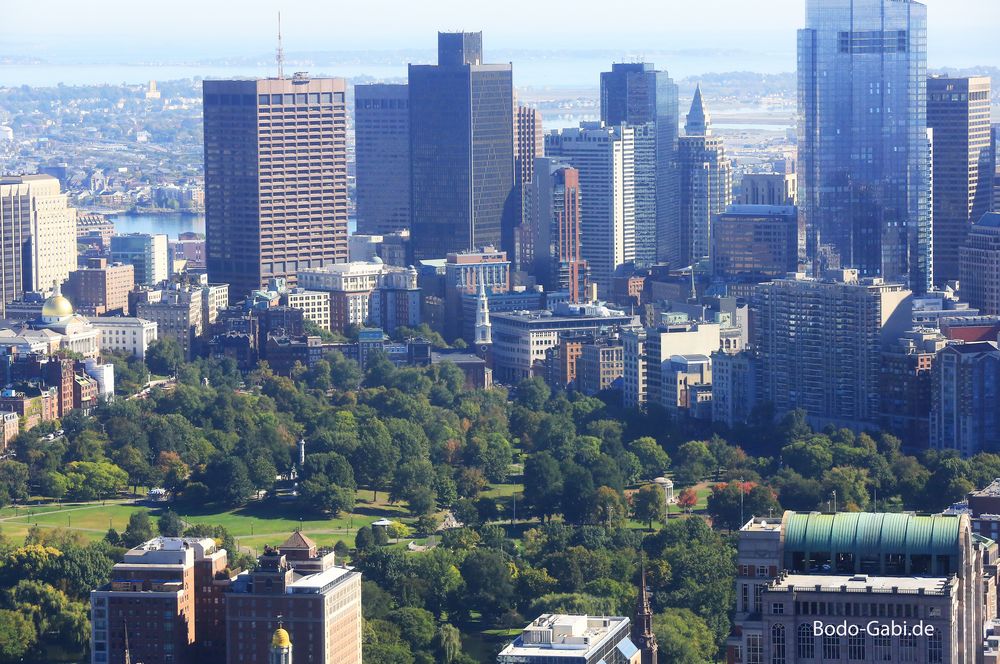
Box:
[632,556,658,664]
[685,84,711,136]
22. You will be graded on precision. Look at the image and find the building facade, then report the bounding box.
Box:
[354,83,410,235]
[755,270,912,429]
[600,62,680,266]
[530,158,587,302]
[960,212,1000,315]
[91,317,159,359]
[110,234,169,287]
[514,104,544,271]
[498,614,641,664]
[678,87,732,267]
[927,75,992,285]
[63,259,135,316]
[408,32,515,259]
[929,341,1000,456]
[712,205,801,285]
[798,0,931,292]
[545,123,635,297]
[203,76,349,297]
[134,286,203,361]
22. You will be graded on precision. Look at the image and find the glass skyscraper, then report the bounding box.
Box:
[600,63,679,267]
[408,32,515,260]
[798,0,931,292]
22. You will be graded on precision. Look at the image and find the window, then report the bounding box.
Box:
[797,623,814,660]
[848,634,865,660]
[873,635,891,661]
[772,603,784,615]
[771,624,786,664]
[823,634,840,660]
[900,634,916,662]
[927,630,943,663]
[747,634,762,664]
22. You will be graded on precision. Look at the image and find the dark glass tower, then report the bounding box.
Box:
[600,62,679,267]
[408,32,515,260]
[798,0,931,292]
[354,84,410,236]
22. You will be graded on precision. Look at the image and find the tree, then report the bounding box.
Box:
[653,608,717,664]
[47,543,116,599]
[633,484,666,529]
[460,549,515,620]
[356,526,375,551]
[593,487,628,530]
[706,481,780,531]
[122,512,155,548]
[146,336,184,375]
[629,437,671,480]
[0,609,36,662]
[673,441,714,485]
[64,461,128,500]
[114,445,153,494]
[523,453,561,522]
[821,466,871,511]
[203,457,255,507]
[353,421,400,501]
[158,509,184,537]
[388,607,436,650]
[0,460,29,506]
[781,438,834,477]
[677,488,699,512]
[434,624,463,663]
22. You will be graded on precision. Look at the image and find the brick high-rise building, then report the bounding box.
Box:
[90,537,229,664]
[928,75,993,285]
[879,329,946,449]
[408,32,516,260]
[63,258,135,316]
[514,104,544,271]
[354,84,410,235]
[203,76,348,298]
[226,532,362,664]
[530,158,587,301]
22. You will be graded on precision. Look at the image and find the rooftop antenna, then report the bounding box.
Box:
[276,12,285,79]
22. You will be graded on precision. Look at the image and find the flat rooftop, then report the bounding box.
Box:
[771,574,955,596]
[498,615,636,659]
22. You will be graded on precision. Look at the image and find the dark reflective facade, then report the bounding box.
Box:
[408,32,515,260]
[798,0,931,292]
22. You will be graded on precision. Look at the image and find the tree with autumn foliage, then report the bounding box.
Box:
[706,480,780,531]
[676,487,699,513]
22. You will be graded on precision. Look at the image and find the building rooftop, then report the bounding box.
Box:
[970,479,1000,498]
[498,615,636,659]
[288,565,356,594]
[770,573,955,596]
[782,512,963,558]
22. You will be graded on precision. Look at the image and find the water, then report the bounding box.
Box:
[111,212,204,239]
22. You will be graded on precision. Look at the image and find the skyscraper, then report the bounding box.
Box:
[960,212,1000,314]
[514,104,544,272]
[545,123,635,298]
[203,76,348,298]
[408,32,515,260]
[798,0,931,292]
[678,87,732,267]
[110,234,168,286]
[354,84,410,235]
[0,175,77,313]
[530,158,587,301]
[600,63,679,266]
[927,75,992,284]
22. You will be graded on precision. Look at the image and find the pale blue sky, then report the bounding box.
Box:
[2,0,998,69]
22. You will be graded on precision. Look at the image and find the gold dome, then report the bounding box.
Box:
[272,627,291,648]
[42,294,73,319]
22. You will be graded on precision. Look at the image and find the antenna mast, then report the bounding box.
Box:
[276,12,285,79]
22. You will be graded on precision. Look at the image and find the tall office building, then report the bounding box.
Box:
[798,0,931,292]
[712,205,802,284]
[755,269,913,429]
[530,158,587,301]
[514,104,544,271]
[408,32,515,260]
[927,75,992,284]
[738,173,797,206]
[545,123,635,297]
[678,87,732,267]
[0,175,76,309]
[961,212,1000,314]
[110,234,168,286]
[354,84,410,235]
[600,62,679,266]
[203,76,348,298]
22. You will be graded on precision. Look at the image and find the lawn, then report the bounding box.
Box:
[0,501,155,543]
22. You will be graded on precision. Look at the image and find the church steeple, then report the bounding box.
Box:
[474,267,492,348]
[685,84,711,136]
[632,560,658,664]
[270,620,293,664]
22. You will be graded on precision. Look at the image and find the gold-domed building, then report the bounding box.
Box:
[270,625,293,664]
[41,292,75,322]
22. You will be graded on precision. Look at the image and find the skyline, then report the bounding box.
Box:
[2,0,1000,73]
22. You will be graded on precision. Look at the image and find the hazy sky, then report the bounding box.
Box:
[2,0,999,69]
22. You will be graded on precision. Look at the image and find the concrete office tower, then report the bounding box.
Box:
[408,32,515,259]
[110,234,168,286]
[601,63,680,266]
[514,104,544,271]
[678,87,732,266]
[755,269,913,429]
[203,76,348,298]
[798,0,931,292]
[0,175,76,307]
[961,212,1000,314]
[545,123,635,298]
[531,158,587,301]
[354,84,410,235]
[928,75,993,284]
[711,205,802,284]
